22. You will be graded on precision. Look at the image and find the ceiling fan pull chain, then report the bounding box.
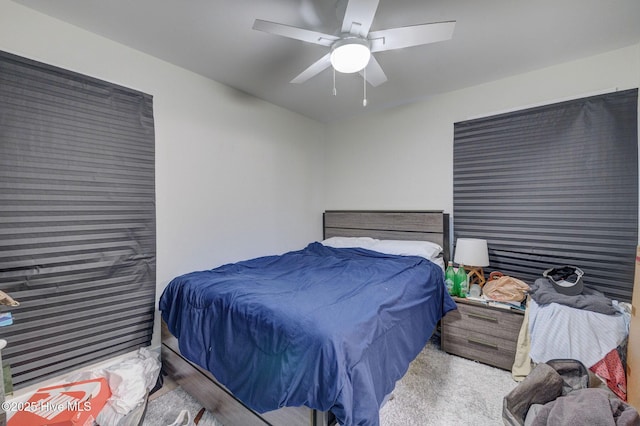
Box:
[363,67,367,107]
[333,67,337,96]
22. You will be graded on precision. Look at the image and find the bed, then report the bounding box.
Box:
[159,210,455,426]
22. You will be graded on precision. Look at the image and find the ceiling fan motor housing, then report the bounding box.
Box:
[330,36,371,73]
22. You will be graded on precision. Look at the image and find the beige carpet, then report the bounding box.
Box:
[379,340,518,425]
[144,386,224,426]
[145,339,518,425]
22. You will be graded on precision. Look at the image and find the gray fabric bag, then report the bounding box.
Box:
[503,359,640,426]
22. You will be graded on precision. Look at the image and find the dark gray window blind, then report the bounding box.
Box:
[453,89,638,302]
[0,51,156,389]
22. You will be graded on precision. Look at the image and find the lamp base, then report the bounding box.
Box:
[465,266,486,287]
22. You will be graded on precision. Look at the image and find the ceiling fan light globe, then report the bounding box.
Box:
[330,40,371,73]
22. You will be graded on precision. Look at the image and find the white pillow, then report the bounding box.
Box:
[321,236,379,249]
[370,239,443,260]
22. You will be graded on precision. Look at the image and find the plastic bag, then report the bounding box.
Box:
[168,410,196,426]
[65,347,161,426]
[97,348,161,425]
[483,274,529,302]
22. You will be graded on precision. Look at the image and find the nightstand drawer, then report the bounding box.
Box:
[443,302,523,340]
[441,327,519,371]
[441,299,524,370]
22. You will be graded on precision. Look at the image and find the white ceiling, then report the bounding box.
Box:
[12,0,640,123]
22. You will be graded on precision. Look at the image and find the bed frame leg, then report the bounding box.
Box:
[310,409,331,426]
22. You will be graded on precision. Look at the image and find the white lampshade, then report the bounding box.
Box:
[454,238,489,267]
[330,38,371,73]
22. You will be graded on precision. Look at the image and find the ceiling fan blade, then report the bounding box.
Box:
[369,21,456,52]
[253,19,338,47]
[341,0,380,36]
[290,53,332,84]
[359,55,387,87]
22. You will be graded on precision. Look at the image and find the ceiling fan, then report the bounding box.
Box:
[252,0,456,88]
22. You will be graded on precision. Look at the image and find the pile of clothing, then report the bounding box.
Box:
[511,266,631,402]
[503,359,639,425]
[530,278,629,399]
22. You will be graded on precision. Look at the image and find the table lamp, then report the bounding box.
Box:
[454,238,490,287]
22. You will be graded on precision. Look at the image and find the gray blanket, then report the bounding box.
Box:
[504,361,640,426]
[528,388,640,426]
[529,277,617,315]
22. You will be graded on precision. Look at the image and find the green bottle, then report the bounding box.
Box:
[452,278,461,298]
[455,265,468,298]
[445,261,456,295]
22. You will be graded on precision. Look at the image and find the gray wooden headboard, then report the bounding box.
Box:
[323,210,450,262]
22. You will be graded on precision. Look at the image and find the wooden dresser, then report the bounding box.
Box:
[441,297,525,371]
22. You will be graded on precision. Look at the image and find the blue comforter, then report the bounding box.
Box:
[160,242,456,426]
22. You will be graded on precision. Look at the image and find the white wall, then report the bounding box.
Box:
[324,43,640,217]
[1,0,639,375]
[0,0,326,347]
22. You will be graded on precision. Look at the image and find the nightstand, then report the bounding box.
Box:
[441,297,525,371]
